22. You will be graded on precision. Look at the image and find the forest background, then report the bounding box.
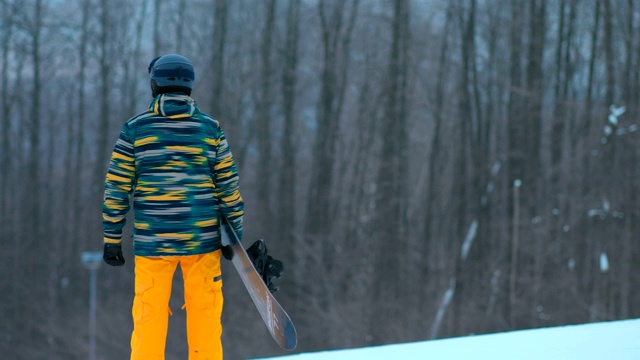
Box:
[1,0,639,359]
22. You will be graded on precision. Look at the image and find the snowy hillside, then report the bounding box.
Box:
[255,319,640,360]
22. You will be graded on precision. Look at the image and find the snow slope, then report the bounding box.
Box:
[255,319,640,360]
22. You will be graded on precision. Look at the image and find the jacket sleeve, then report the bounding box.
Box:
[212,127,244,239]
[102,123,135,245]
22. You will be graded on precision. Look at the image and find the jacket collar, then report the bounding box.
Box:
[150,93,197,119]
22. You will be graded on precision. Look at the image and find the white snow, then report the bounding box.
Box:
[254,319,640,360]
[599,252,609,273]
[460,220,478,260]
[609,105,626,123]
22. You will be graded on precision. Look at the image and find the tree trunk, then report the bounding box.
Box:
[210,0,227,118]
[306,0,358,237]
[256,0,276,233]
[278,0,301,348]
[176,0,186,54]
[372,0,410,343]
[623,0,634,109]
[527,0,546,328]
[73,0,91,254]
[128,0,148,115]
[0,0,13,246]
[0,0,15,342]
[507,0,525,327]
[302,0,359,347]
[551,0,566,178]
[279,0,300,282]
[603,0,615,107]
[423,2,453,332]
[96,0,111,193]
[451,0,485,336]
[583,1,600,144]
[153,0,163,55]
[23,0,44,342]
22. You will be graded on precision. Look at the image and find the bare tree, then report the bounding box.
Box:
[95,0,111,177]
[71,0,92,250]
[582,1,601,147]
[527,0,547,327]
[256,0,277,233]
[279,0,300,261]
[175,0,186,54]
[0,0,14,244]
[305,0,359,236]
[299,0,359,348]
[506,0,526,327]
[372,0,410,343]
[210,0,227,118]
[0,0,16,350]
[127,0,148,115]
[602,0,615,107]
[153,0,163,55]
[423,0,454,334]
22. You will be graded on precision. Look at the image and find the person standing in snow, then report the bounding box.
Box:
[101,54,243,360]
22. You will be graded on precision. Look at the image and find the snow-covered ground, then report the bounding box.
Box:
[255,319,640,360]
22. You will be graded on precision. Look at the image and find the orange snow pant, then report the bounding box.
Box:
[130,250,224,360]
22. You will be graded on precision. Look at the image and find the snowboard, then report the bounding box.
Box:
[219,215,298,350]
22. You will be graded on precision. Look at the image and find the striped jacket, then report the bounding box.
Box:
[102,93,244,256]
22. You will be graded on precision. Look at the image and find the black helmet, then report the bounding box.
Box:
[148,54,195,97]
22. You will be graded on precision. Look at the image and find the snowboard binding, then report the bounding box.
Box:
[246,239,284,294]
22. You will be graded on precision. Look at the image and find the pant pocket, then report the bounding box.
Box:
[132,277,154,323]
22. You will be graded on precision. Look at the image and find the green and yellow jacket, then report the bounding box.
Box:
[102,93,244,256]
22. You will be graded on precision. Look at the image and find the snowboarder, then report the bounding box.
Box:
[102,54,244,360]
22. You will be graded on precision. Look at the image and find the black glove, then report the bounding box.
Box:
[221,245,234,260]
[246,239,284,293]
[103,244,125,266]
